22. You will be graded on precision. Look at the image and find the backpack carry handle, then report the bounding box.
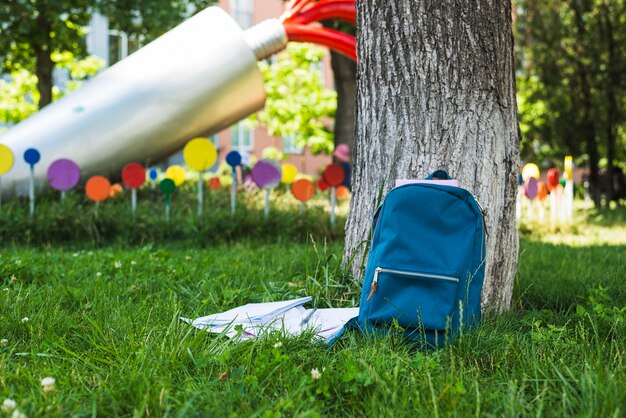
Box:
[426,170,452,180]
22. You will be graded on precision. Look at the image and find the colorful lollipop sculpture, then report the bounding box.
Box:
[23,148,41,217]
[564,156,574,222]
[226,151,242,216]
[159,178,176,223]
[85,176,111,215]
[47,159,81,201]
[251,159,282,219]
[0,144,14,210]
[183,138,217,217]
[121,163,146,215]
[291,178,315,213]
[547,168,560,224]
[322,163,346,228]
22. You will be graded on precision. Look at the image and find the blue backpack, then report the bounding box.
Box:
[355,171,487,347]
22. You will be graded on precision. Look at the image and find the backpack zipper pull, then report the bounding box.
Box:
[366,267,382,302]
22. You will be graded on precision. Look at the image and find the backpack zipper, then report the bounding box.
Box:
[366,267,459,301]
[471,193,488,236]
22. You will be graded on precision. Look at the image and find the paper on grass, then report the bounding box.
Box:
[184,296,312,326]
[181,297,358,343]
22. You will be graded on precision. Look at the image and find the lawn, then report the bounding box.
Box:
[1,201,625,417]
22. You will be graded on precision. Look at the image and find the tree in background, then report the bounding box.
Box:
[344,1,520,311]
[97,0,215,43]
[0,1,93,109]
[0,53,104,126]
[0,0,215,110]
[256,43,337,155]
[515,0,626,207]
[323,21,356,159]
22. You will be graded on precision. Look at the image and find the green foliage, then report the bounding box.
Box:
[256,43,337,155]
[0,53,104,125]
[98,0,216,42]
[0,206,625,416]
[0,1,92,72]
[52,51,105,94]
[515,0,626,166]
[0,69,38,125]
[0,0,216,108]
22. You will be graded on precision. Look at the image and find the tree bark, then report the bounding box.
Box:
[344,0,521,312]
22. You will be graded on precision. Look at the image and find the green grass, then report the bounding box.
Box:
[1,201,625,417]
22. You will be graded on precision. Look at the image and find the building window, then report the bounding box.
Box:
[229,0,254,29]
[283,134,304,155]
[109,30,142,66]
[231,122,253,151]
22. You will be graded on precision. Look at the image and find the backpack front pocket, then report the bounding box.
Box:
[365,266,459,331]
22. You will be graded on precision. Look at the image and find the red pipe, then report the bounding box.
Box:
[284,24,356,61]
[287,2,356,26]
[280,0,313,22]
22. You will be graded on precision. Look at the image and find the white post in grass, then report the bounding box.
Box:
[28,166,35,217]
[231,168,237,217]
[197,171,203,217]
[131,188,137,216]
[330,187,336,228]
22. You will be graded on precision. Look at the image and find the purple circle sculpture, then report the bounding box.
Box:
[251,159,282,189]
[47,159,81,191]
[525,177,538,200]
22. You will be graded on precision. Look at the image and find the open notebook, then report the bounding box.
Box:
[181,297,358,343]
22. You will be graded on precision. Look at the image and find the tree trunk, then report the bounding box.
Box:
[330,50,356,155]
[602,0,617,208]
[35,13,53,109]
[344,1,521,312]
[571,1,601,208]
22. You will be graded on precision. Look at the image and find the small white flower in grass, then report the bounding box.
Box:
[10,275,17,282]
[310,368,321,380]
[96,272,102,277]
[114,261,122,269]
[185,255,192,261]
[41,376,56,393]
[130,261,137,265]
[11,409,26,418]
[72,253,78,257]
[1,338,8,346]
[21,317,29,323]
[2,398,16,413]
[273,342,282,348]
